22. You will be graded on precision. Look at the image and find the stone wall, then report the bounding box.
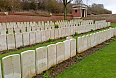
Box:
[0,15,73,23]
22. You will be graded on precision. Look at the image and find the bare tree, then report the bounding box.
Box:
[63,0,73,20]
[74,0,83,4]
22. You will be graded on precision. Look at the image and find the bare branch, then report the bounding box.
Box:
[67,0,73,4]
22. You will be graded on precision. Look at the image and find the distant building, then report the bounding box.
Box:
[72,4,87,19]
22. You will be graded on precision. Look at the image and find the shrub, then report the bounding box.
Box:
[43,71,51,78]
[48,38,52,42]
[90,28,93,32]
[76,56,82,60]
[54,24,59,28]
[75,31,79,36]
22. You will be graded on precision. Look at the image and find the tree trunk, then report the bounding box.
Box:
[64,5,67,20]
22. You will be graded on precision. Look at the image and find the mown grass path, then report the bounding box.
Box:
[56,39,116,78]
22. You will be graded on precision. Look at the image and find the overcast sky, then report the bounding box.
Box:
[76,0,116,14]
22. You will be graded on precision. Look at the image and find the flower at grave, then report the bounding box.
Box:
[90,28,93,32]
[48,38,52,42]
[76,31,78,33]
[75,31,79,36]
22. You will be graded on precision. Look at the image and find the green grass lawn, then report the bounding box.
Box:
[56,39,116,78]
[111,23,116,28]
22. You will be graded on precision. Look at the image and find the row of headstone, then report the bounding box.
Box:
[0,21,110,36]
[0,21,111,51]
[1,38,76,78]
[77,27,115,53]
[95,20,111,28]
[55,19,94,28]
[0,20,110,35]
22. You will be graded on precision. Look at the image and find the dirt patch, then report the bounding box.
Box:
[33,36,116,78]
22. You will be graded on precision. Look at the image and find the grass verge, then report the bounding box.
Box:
[56,38,116,78]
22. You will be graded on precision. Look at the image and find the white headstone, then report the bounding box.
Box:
[29,31,35,45]
[23,32,29,46]
[20,27,25,33]
[8,28,13,34]
[45,30,51,41]
[36,47,47,74]
[15,27,20,33]
[83,35,87,51]
[70,27,73,35]
[32,26,36,31]
[70,39,76,57]
[66,36,72,40]
[50,29,55,39]
[61,28,65,37]
[77,37,83,53]
[47,44,56,69]
[0,61,2,78]
[21,50,36,78]
[54,29,59,39]
[2,54,21,78]
[63,40,70,60]
[58,28,62,38]
[35,31,41,43]
[41,30,46,42]
[56,42,64,64]
[15,33,23,48]
[7,34,15,49]
[1,25,6,35]
[86,34,91,49]
[0,35,7,51]
[27,26,31,32]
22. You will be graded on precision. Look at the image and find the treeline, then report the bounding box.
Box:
[0,0,72,14]
[88,3,112,14]
[0,0,112,14]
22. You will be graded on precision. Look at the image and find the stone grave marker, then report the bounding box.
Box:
[15,33,23,48]
[58,28,62,38]
[0,60,2,78]
[50,29,54,39]
[47,44,56,69]
[45,30,51,40]
[15,27,20,33]
[41,30,46,42]
[54,29,59,39]
[23,32,29,46]
[8,28,13,34]
[7,34,15,49]
[0,35,7,51]
[36,47,47,74]
[70,39,76,57]
[1,25,6,35]
[63,40,70,60]
[77,37,83,53]
[2,54,21,78]
[27,26,31,32]
[21,50,36,78]
[29,31,35,45]
[56,42,64,64]
[66,36,72,40]
[35,31,41,43]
